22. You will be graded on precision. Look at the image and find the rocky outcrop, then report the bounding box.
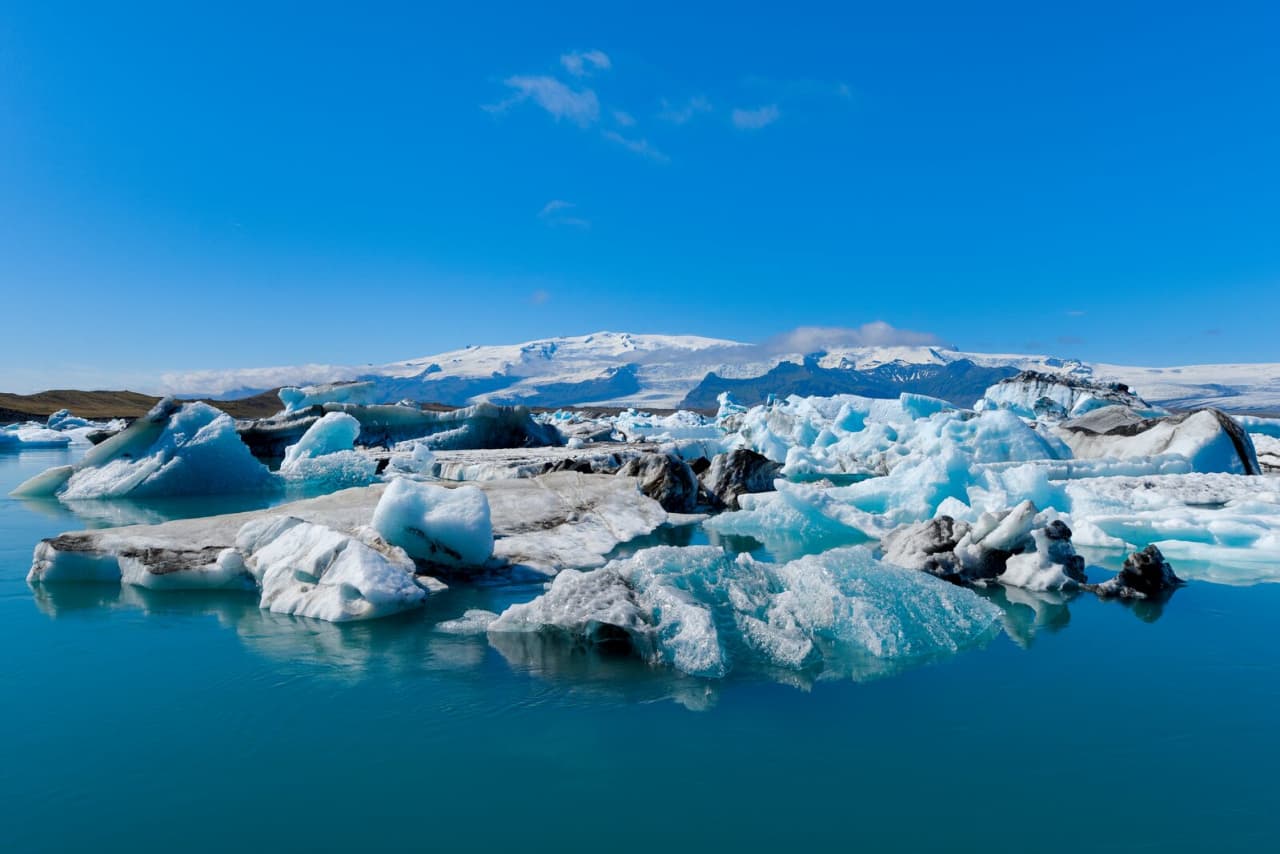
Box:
[618,453,700,513]
[880,501,1086,591]
[700,449,782,510]
[1095,545,1183,599]
[980,370,1158,420]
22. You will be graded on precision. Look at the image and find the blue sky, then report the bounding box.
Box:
[2,1,1278,391]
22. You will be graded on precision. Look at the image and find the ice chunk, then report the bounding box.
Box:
[1054,407,1258,474]
[281,411,362,468]
[979,371,1163,420]
[1059,472,1280,579]
[279,381,381,413]
[881,504,1086,591]
[1094,545,1183,599]
[372,478,494,567]
[700,449,781,510]
[237,516,431,621]
[278,411,378,487]
[490,545,1001,678]
[239,401,562,460]
[1,424,72,449]
[436,609,500,634]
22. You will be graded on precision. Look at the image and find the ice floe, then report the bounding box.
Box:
[27,472,669,619]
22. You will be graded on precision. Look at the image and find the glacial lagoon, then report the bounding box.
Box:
[3,446,1278,852]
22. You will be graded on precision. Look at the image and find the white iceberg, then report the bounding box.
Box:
[236,515,434,621]
[12,398,273,499]
[371,478,494,568]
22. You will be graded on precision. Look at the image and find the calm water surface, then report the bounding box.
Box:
[1,447,1277,852]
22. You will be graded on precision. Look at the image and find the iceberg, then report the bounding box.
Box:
[12,398,273,500]
[236,515,435,621]
[28,472,669,618]
[371,478,494,568]
[1052,407,1259,475]
[880,501,1086,592]
[489,545,1001,678]
[1,424,72,449]
[978,371,1164,420]
[279,381,381,413]
[237,401,562,460]
[278,411,379,487]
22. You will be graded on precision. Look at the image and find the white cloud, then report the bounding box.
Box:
[530,289,552,304]
[657,95,712,124]
[612,109,636,127]
[538,199,590,228]
[602,130,669,164]
[763,323,946,354]
[560,49,612,77]
[731,104,780,130]
[486,76,600,127]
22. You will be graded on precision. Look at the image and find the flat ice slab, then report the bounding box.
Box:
[28,472,668,607]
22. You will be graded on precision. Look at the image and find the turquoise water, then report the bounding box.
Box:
[2,448,1278,852]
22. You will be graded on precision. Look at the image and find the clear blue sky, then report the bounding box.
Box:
[2,1,1278,391]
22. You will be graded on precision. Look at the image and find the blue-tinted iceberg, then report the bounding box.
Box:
[278,411,378,487]
[489,545,1001,678]
[12,398,274,499]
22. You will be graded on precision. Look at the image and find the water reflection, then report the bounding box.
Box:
[30,570,1016,705]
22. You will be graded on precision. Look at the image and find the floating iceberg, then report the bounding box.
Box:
[372,478,494,568]
[238,401,562,460]
[489,545,1001,678]
[1,423,72,450]
[12,398,274,500]
[279,381,382,413]
[236,515,435,621]
[978,371,1164,420]
[278,411,378,487]
[880,502,1086,593]
[1052,407,1259,475]
[27,472,669,619]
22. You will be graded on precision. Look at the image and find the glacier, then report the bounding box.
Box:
[156,329,1280,414]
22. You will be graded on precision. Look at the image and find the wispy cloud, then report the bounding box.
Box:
[612,109,636,127]
[602,130,669,164]
[530,289,552,305]
[762,322,945,353]
[731,104,780,130]
[538,199,590,228]
[485,76,600,127]
[560,49,611,78]
[657,95,712,124]
[1066,309,1087,317]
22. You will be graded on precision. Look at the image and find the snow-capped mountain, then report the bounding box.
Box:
[159,330,1280,414]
